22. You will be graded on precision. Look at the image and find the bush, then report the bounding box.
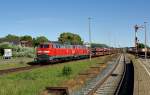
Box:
[62,66,72,76]
[0,42,35,58]
[12,46,35,58]
[0,42,12,55]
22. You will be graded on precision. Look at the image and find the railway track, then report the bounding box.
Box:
[0,65,42,75]
[93,55,126,95]
[72,54,127,95]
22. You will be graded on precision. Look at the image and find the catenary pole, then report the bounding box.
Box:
[88,17,92,61]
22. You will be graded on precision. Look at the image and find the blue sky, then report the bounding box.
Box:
[0,0,150,47]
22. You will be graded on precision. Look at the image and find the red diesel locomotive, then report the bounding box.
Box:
[36,42,89,63]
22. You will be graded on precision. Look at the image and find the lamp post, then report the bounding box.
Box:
[134,22,148,61]
[134,25,139,57]
[88,17,92,61]
[144,22,147,61]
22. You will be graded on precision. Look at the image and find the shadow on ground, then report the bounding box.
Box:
[117,60,134,95]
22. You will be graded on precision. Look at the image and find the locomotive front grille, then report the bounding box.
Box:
[37,54,50,62]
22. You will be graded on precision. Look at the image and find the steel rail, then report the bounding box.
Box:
[115,54,127,95]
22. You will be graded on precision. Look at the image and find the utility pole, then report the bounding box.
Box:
[144,21,147,61]
[134,23,148,59]
[88,17,92,61]
[134,25,139,57]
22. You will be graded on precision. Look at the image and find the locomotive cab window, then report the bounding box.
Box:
[44,44,49,48]
[39,44,49,48]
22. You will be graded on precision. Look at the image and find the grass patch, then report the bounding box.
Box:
[0,55,116,95]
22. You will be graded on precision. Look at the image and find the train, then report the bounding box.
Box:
[35,42,117,63]
[127,47,150,57]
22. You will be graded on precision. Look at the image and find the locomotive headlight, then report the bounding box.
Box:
[43,50,50,53]
[37,51,42,53]
[142,49,145,52]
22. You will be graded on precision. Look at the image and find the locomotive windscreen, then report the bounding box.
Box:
[39,44,49,48]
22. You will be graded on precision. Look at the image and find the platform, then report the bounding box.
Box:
[133,58,150,95]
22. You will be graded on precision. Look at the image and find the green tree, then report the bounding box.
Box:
[33,36,49,47]
[5,34,20,42]
[58,32,83,45]
[20,35,32,41]
[0,38,6,43]
[138,43,149,48]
